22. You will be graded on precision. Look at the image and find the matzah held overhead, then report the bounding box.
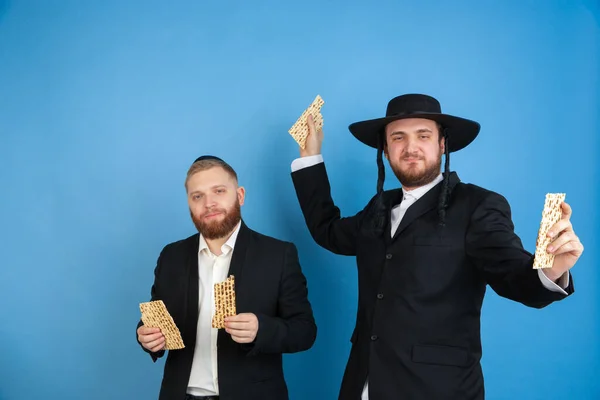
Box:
[288,95,324,149]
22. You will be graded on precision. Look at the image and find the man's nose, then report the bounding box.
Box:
[405,137,418,153]
[203,194,217,208]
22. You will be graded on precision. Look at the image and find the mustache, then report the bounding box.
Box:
[201,208,226,217]
[402,153,424,160]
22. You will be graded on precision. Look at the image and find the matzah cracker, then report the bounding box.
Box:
[533,193,566,269]
[288,95,324,149]
[212,275,236,329]
[139,300,185,350]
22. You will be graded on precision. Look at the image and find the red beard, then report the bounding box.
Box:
[190,200,241,239]
[391,151,442,188]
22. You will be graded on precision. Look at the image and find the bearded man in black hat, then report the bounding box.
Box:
[136,155,316,400]
[289,94,583,400]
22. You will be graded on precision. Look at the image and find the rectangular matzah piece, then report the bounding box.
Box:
[533,193,566,269]
[212,275,236,329]
[139,300,185,350]
[288,95,324,149]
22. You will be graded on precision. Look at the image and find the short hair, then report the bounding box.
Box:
[185,157,238,190]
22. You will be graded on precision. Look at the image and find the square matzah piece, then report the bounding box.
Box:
[288,95,324,149]
[139,300,185,350]
[533,193,566,269]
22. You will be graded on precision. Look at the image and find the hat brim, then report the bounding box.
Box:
[348,112,480,152]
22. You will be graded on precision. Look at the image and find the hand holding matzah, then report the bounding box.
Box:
[300,114,324,158]
[211,275,258,343]
[533,196,584,282]
[139,300,185,350]
[137,325,165,352]
[224,313,259,344]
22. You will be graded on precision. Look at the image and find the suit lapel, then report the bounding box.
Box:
[384,189,404,244]
[227,220,250,284]
[184,234,200,341]
[391,172,460,241]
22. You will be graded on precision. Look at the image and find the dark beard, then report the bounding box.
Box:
[391,154,442,188]
[190,200,241,240]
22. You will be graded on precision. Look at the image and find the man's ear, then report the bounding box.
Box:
[237,186,245,206]
[383,139,389,160]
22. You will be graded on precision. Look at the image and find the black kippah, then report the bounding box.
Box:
[193,155,225,163]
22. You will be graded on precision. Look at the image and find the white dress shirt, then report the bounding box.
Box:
[187,221,242,396]
[291,155,568,400]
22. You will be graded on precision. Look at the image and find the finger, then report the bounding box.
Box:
[226,327,254,337]
[138,326,161,335]
[139,332,164,343]
[225,322,252,331]
[225,314,252,323]
[150,342,166,352]
[547,219,572,238]
[224,321,250,330]
[307,114,316,137]
[547,231,577,253]
[560,202,572,220]
[224,317,245,325]
[144,336,165,350]
[230,334,252,344]
[226,317,257,329]
[550,238,584,256]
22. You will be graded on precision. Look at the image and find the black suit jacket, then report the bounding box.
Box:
[137,221,317,400]
[291,164,573,400]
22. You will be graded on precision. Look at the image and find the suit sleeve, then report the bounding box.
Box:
[291,162,364,256]
[465,192,574,308]
[249,243,317,355]
[136,247,167,362]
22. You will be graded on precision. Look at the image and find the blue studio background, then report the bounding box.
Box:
[0,1,598,399]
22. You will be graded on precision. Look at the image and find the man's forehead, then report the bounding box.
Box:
[188,168,236,189]
[386,118,438,131]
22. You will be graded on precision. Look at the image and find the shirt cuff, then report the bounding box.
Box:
[538,269,569,295]
[291,154,324,172]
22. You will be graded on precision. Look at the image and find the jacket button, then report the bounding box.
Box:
[386,254,393,260]
[377,293,384,299]
[371,335,378,341]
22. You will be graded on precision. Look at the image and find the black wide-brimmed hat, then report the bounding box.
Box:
[348,93,480,152]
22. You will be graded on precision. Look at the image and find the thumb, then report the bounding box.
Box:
[307,114,316,137]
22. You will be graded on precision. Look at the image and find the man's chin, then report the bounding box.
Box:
[399,170,425,182]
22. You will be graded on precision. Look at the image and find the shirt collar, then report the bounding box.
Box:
[402,173,444,201]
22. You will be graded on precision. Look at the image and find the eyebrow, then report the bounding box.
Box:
[189,184,228,195]
[389,127,434,135]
